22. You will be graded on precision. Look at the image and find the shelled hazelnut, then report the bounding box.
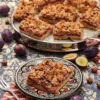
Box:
[91,66,98,73]
[5,19,10,25]
[1,60,7,66]
[87,77,93,84]
[97,82,100,89]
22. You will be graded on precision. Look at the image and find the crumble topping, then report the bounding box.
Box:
[80,7,100,27]
[39,3,78,22]
[19,15,52,37]
[32,0,48,7]
[31,0,64,8]
[53,20,84,36]
[28,58,74,88]
[67,0,97,13]
[67,0,97,7]
[13,0,34,21]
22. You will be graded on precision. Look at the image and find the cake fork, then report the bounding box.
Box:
[0,78,19,100]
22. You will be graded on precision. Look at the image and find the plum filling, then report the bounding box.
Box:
[53,33,81,36]
[33,29,51,37]
[82,20,98,27]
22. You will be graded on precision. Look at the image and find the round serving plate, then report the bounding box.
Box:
[15,57,83,100]
[11,0,100,52]
[13,29,99,52]
[11,13,100,44]
[13,32,80,52]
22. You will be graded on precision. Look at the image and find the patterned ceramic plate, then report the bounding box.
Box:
[15,57,83,100]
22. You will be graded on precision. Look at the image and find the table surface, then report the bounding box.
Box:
[0,0,100,100]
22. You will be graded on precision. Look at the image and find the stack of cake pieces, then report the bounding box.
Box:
[13,0,100,41]
[27,58,74,94]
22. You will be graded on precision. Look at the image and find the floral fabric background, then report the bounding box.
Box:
[0,0,100,100]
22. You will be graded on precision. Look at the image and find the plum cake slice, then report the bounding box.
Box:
[13,0,34,21]
[67,0,97,13]
[27,58,74,94]
[32,0,64,10]
[80,7,100,30]
[39,3,78,24]
[53,20,84,40]
[19,15,52,40]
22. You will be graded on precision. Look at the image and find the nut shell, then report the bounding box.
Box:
[5,19,10,25]
[87,77,93,84]
[92,66,98,73]
[2,60,7,66]
[97,82,100,89]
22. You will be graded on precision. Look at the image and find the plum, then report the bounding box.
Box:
[84,46,99,59]
[0,39,5,50]
[78,41,87,49]
[14,44,27,56]
[0,5,10,16]
[1,29,13,42]
[13,31,21,41]
[70,95,82,100]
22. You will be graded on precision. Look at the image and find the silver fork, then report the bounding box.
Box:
[0,78,19,100]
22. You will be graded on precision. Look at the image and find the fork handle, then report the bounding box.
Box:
[8,90,19,100]
[90,38,100,42]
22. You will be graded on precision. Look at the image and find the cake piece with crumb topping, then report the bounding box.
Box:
[19,15,52,40]
[32,0,64,10]
[27,58,74,94]
[67,0,97,13]
[53,20,84,40]
[13,0,34,21]
[39,3,78,24]
[80,7,100,30]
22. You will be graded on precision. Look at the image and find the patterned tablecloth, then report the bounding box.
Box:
[0,0,100,100]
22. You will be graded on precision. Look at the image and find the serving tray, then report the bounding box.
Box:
[11,0,100,52]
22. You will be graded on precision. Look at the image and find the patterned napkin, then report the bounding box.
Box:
[1,82,34,100]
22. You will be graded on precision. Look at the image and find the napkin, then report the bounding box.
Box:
[1,82,34,100]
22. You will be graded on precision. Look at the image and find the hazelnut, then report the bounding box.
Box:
[93,57,98,62]
[92,66,98,73]
[87,77,93,84]
[5,19,10,25]
[2,60,7,66]
[97,82,100,89]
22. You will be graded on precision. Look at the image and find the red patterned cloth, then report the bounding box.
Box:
[1,82,33,100]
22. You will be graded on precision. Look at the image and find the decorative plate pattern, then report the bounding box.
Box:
[15,57,83,100]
